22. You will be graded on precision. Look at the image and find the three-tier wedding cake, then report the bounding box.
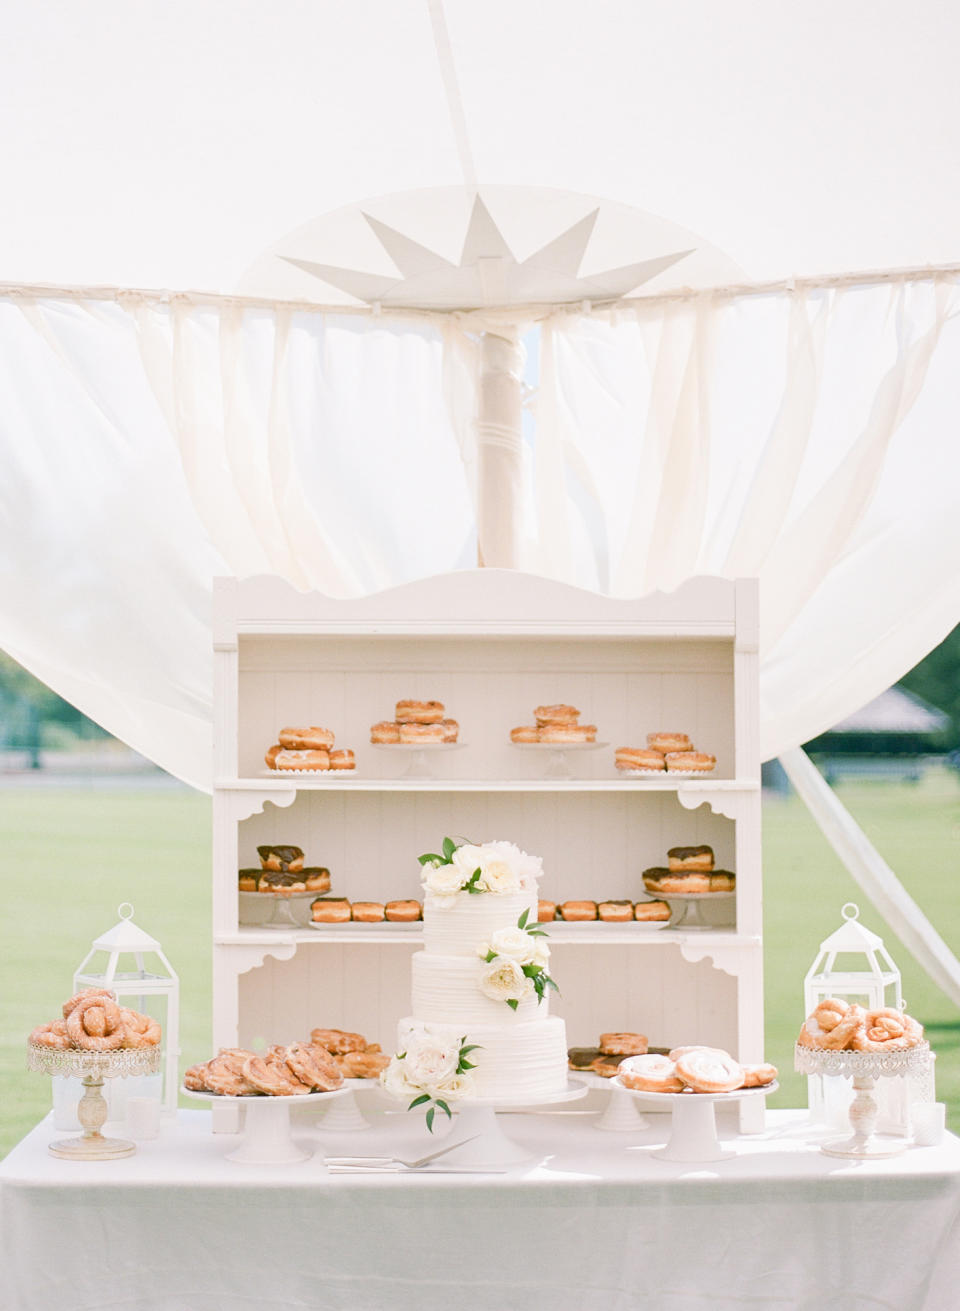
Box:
[383,840,568,1115]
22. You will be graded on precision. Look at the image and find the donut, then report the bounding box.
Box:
[599,1032,648,1056]
[29,1020,71,1050]
[590,1055,627,1078]
[537,899,557,922]
[709,871,736,891]
[399,722,446,743]
[567,1047,601,1069]
[334,1049,391,1078]
[278,726,335,750]
[259,871,307,892]
[615,747,665,772]
[674,1048,744,1093]
[238,869,259,891]
[739,1062,778,1088]
[646,732,692,753]
[257,845,304,872]
[440,719,459,743]
[183,1063,209,1092]
[634,900,671,921]
[329,749,356,770]
[618,1053,685,1093]
[510,726,540,743]
[799,1001,866,1051]
[667,1045,731,1062]
[665,752,716,773]
[645,872,710,894]
[273,749,330,771]
[118,1008,162,1049]
[311,898,351,923]
[309,1028,368,1054]
[858,1008,924,1052]
[264,744,282,768]
[385,899,421,921]
[539,724,595,744]
[303,867,331,893]
[350,901,385,922]
[395,700,444,724]
[559,900,598,921]
[534,704,579,726]
[241,1055,310,1096]
[283,1042,344,1091]
[66,995,125,1051]
[598,900,634,922]
[667,845,715,873]
[370,721,400,744]
[62,987,115,1019]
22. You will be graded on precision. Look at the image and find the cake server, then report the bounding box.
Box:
[325,1133,481,1169]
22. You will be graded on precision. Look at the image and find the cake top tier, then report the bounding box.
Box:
[422,890,538,957]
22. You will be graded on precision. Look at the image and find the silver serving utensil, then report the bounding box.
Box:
[326,1132,482,1169]
[327,1164,507,1175]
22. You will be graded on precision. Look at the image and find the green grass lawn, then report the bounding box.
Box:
[2,771,958,1157]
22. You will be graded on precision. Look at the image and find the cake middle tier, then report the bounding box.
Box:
[411,951,548,1024]
[422,890,538,957]
[398,1015,568,1102]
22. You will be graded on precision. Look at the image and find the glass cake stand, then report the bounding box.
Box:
[181,1084,356,1165]
[28,1042,162,1160]
[371,742,467,779]
[794,1043,933,1158]
[511,741,609,779]
[238,888,317,930]
[653,890,735,930]
[613,1077,779,1162]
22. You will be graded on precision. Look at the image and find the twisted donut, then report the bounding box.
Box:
[283,1042,344,1091]
[62,987,115,1019]
[29,1020,71,1049]
[739,1062,778,1088]
[119,1008,162,1049]
[66,994,124,1051]
[241,1055,310,1096]
[674,1048,744,1093]
[858,1007,924,1052]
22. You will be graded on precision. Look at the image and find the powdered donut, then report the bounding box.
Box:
[618,1053,685,1093]
[674,1048,744,1093]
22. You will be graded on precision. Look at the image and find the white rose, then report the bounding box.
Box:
[402,1033,462,1089]
[475,940,491,960]
[422,862,466,898]
[380,1056,418,1102]
[478,956,534,1004]
[435,1070,474,1101]
[450,844,485,886]
[488,925,538,965]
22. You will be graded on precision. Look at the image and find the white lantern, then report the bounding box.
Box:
[72,903,180,1115]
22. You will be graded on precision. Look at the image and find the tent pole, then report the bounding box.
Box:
[476,328,524,568]
[778,745,960,1007]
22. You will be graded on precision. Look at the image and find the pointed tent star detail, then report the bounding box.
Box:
[281,194,693,310]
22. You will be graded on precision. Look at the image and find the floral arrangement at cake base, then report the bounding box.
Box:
[477,909,557,1011]
[418,836,542,900]
[380,1027,479,1131]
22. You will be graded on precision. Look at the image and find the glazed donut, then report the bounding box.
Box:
[273,749,330,771]
[242,1055,310,1096]
[667,845,715,873]
[674,1048,744,1093]
[29,1020,71,1050]
[598,900,634,922]
[858,1008,924,1052]
[257,845,304,872]
[395,700,445,724]
[328,749,356,770]
[283,1042,344,1091]
[385,899,422,921]
[440,719,459,743]
[615,747,665,772]
[537,899,557,922]
[590,1055,626,1078]
[66,995,125,1051]
[278,726,335,750]
[739,1062,778,1088]
[309,1028,367,1054]
[62,987,115,1019]
[665,752,716,773]
[634,900,671,921]
[510,726,540,743]
[539,723,595,743]
[370,721,400,744]
[398,722,446,743]
[311,898,351,923]
[618,1053,685,1093]
[350,901,385,922]
[119,1008,162,1049]
[599,1032,648,1056]
[646,732,691,753]
[812,1003,866,1051]
[203,1054,257,1096]
[334,1049,391,1078]
[559,900,598,921]
[535,704,579,726]
[183,1063,209,1092]
[264,744,282,768]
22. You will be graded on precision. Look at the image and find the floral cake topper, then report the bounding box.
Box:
[418,837,542,901]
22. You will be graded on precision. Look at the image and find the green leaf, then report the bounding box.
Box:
[528,929,548,937]
[442,837,457,860]
[517,908,530,929]
[544,975,560,992]
[425,1105,436,1133]
[435,1099,452,1118]
[418,853,443,866]
[521,964,540,978]
[459,1044,481,1055]
[407,1093,431,1110]
[458,1059,476,1071]
[506,998,519,1011]
[484,950,497,963]
[466,883,484,895]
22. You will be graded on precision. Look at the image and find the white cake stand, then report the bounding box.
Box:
[182,1085,355,1165]
[613,1079,779,1162]
[795,1044,932,1159]
[313,1078,375,1133]
[398,1081,588,1168]
[575,1070,652,1132]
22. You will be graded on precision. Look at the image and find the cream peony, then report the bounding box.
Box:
[481,840,543,889]
[475,858,522,895]
[402,1030,462,1091]
[437,1071,474,1101]
[478,956,534,1004]
[488,925,539,965]
[380,1055,419,1101]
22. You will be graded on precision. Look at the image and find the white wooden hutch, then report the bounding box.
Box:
[211,571,764,1122]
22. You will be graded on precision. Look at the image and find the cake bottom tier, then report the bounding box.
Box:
[398,1015,568,1102]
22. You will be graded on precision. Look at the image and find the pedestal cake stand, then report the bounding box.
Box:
[613,1078,779,1162]
[28,1043,162,1160]
[794,1043,932,1158]
[182,1085,356,1165]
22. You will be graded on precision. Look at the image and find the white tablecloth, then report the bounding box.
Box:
[2,1105,959,1311]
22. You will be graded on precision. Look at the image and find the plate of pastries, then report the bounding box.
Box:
[370,699,460,746]
[184,1028,390,1097]
[796,998,925,1052]
[615,733,716,776]
[264,726,357,773]
[238,846,331,896]
[568,1032,652,1078]
[309,897,422,925]
[539,898,671,926]
[642,845,735,897]
[30,988,162,1052]
[510,703,604,747]
[616,1045,778,1095]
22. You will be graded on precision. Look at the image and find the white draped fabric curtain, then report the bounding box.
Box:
[1,274,959,788]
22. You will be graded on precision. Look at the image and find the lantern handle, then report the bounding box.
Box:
[841,903,860,921]
[118,903,135,921]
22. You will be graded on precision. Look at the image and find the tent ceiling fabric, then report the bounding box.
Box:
[3,1,960,292]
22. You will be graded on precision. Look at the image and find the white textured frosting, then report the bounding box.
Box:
[398,1016,568,1101]
[411,952,547,1023]
[423,891,537,957]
